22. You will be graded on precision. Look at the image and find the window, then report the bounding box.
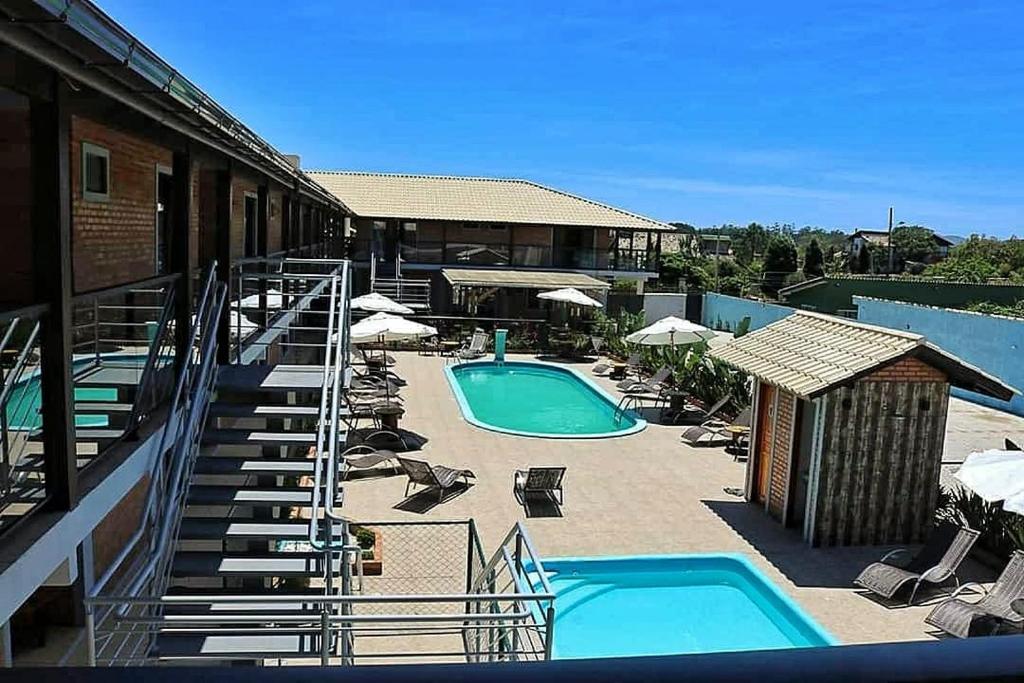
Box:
[82,142,110,202]
[489,223,507,232]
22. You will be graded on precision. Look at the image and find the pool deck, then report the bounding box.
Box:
[341,351,1024,648]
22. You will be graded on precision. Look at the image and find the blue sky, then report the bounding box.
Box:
[101,1,1024,235]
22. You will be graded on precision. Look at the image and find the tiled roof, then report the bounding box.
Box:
[709,311,1014,400]
[441,268,610,290]
[306,171,673,231]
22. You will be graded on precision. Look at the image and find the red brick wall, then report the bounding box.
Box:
[864,356,947,383]
[91,476,149,579]
[767,389,797,519]
[70,116,172,292]
[267,188,284,254]
[230,174,258,258]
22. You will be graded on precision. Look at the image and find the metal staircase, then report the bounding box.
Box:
[84,259,557,666]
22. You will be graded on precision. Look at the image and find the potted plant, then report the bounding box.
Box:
[353,525,383,576]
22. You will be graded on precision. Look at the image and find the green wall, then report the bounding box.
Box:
[783,278,1024,315]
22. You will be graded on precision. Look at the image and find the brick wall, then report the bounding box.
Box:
[230,174,258,258]
[267,188,283,254]
[70,116,172,292]
[767,388,797,520]
[91,475,149,579]
[864,356,947,383]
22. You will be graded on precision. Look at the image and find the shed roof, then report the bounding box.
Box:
[709,311,1015,400]
[306,171,674,231]
[441,268,610,290]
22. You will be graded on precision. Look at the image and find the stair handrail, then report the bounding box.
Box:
[125,281,177,433]
[87,263,222,600]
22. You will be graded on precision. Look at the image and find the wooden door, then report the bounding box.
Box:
[754,384,776,504]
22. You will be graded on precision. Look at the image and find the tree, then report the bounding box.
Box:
[657,252,711,291]
[733,223,770,265]
[891,225,937,266]
[763,234,798,273]
[925,236,1024,282]
[803,238,824,278]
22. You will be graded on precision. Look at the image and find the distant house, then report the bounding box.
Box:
[847,228,955,263]
[699,234,732,256]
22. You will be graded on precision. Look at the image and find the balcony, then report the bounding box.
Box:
[389,241,656,272]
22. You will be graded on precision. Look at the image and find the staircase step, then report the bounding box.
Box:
[74,365,143,387]
[187,485,316,506]
[74,402,133,413]
[208,402,319,419]
[217,364,323,393]
[178,518,335,541]
[171,551,338,578]
[193,454,316,475]
[202,429,317,447]
[154,633,325,660]
[74,428,123,441]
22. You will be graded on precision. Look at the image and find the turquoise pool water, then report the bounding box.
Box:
[537,555,834,659]
[445,361,645,438]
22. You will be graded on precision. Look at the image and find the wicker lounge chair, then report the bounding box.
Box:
[619,366,671,393]
[925,550,1024,638]
[340,444,398,479]
[513,466,566,506]
[854,524,980,604]
[398,456,475,501]
[681,406,750,447]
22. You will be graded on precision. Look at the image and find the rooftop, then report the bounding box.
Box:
[708,311,1014,400]
[307,171,674,230]
[441,268,610,290]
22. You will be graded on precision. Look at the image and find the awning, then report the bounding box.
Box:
[441,268,610,290]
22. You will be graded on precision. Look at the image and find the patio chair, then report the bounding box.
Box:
[513,466,566,506]
[924,550,1024,638]
[340,444,398,479]
[681,405,750,447]
[853,524,980,605]
[458,331,488,360]
[619,366,671,393]
[398,456,476,501]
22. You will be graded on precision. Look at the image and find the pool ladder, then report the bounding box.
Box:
[613,395,642,425]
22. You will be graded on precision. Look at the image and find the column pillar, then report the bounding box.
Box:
[32,74,77,510]
[171,148,193,369]
[215,166,233,364]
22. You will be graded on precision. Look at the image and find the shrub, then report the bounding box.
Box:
[936,485,1024,560]
[354,527,376,550]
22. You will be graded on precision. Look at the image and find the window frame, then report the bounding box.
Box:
[81,141,111,203]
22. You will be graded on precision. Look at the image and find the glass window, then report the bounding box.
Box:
[82,142,110,202]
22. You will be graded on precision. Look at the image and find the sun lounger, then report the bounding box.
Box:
[925,550,1024,637]
[458,331,488,360]
[619,366,671,393]
[398,456,476,501]
[854,524,980,604]
[340,444,398,479]
[681,406,750,446]
[513,466,566,506]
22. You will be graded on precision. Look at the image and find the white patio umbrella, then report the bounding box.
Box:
[238,288,284,310]
[955,449,1024,515]
[351,292,414,315]
[349,312,438,344]
[625,316,715,347]
[536,287,603,308]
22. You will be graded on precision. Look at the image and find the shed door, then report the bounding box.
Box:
[754,384,776,504]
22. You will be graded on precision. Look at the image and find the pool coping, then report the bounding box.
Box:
[443,359,647,439]
[537,552,838,648]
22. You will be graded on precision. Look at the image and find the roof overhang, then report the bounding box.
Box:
[441,268,610,290]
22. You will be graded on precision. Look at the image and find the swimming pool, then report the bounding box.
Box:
[444,361,645,438]
[535,554,834,659]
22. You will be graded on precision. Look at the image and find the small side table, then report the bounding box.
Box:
[723,424,751,459]
[608,363,627,380]
[440,341,461,357]
[374,405,405,431]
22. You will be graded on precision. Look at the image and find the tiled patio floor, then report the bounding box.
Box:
[341,351,1024,647]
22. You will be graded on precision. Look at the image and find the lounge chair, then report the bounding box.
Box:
[853,524,980,604]
[619,366,671,393]
[340,444,398,479]
[398,456,475,501]
[925,550,1024,638]
[671,395,731,426]
[458,331,488,360]
[681,406,750,447]
[513,466,566,506]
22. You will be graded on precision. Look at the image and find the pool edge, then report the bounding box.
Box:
[443,360,648,440]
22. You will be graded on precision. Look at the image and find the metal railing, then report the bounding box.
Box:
[83,263,226,665]
[371,278,431,310]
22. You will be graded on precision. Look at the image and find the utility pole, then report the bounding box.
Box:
[887,206,895,274]
[714,233,721,292]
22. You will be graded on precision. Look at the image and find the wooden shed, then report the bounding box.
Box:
[710,312,1016,547]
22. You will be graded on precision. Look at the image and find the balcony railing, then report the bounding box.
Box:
[386,241,657,272]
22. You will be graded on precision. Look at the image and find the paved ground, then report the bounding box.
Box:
[341,351,1024,649]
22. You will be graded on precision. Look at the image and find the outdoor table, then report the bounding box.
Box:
[374,404,405,431]
[608,363,627,380]
[724,424,751,458]
[440,341,461,356]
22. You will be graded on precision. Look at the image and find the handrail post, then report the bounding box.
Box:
[320,609,330,666]
[85,605,96,666]
[544,605,555,660]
